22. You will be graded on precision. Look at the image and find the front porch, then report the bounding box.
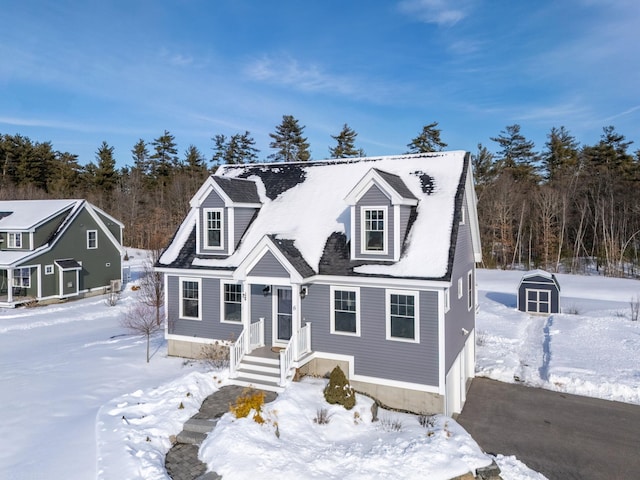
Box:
[229,318,312,392]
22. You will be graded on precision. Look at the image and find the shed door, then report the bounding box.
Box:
[526,288,550,314]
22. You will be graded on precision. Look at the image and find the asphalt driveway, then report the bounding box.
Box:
[457,377,640,480]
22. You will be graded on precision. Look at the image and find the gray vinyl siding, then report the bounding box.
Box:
[233,207,257,249]
[94,209,122,242]
[199,190,230,255]
[302,284,439,387]
[355,185,394,260]
[251,284,273,342]
[248,251,289,278]
[166,275,243,340]
[444,195,475,373]
[399,205,412,243]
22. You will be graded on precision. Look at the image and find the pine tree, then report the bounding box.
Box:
[95,141,118,192]
[268,115,311,162]
[329,123,364,158]
[471,143,496,190]
[212,131,259,165]
[491,124,539,183]
[131,139,150,176]
[407,122,447,153]
[150,130,179,179]
[183,144,207,175]
[48,151,81,196]
[542,126,579,183]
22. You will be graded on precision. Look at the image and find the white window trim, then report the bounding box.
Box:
[385,289,420,343]
[45,265,54,275]
[220,281,243,324]
[179,277,202,320]
[457,277,463,299]
[467,270,473,311]
[12,267,31,288]
[460,205,466,225]
[203,208,224,250]
[330,285,361,337]
[87,230,98,249]
[526,288,551,314]
[8,233,22,249]
[360,206,388,255]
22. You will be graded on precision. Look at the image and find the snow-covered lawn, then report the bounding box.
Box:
[2,261,637,480]
[476,269,640,405]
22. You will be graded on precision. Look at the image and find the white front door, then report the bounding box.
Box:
[273,287,292,346]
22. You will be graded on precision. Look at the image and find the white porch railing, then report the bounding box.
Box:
[279,322,312,386]
[249,318,265,349]
[229,328,247,379]
[230,318,265,378]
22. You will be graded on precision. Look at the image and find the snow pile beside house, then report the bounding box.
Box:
[200,377,492,480]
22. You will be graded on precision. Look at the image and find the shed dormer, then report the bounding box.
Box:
[344,168,418,262]
[190,176,261,256]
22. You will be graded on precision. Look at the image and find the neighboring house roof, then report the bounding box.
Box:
[159,151,480,281]
[0,199,124,268]
[0,199,77,231]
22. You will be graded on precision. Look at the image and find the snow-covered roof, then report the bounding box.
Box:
[0,200,79,230]
[159,151,474,280]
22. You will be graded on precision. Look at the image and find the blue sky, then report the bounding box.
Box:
[1,0,638,167]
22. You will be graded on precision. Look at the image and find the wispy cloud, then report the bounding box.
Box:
[243,54,395,102]
[604,105,640,122]
[397,0,473,26]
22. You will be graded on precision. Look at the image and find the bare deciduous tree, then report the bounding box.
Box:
[138,245,165,326]
[121,302,163,363]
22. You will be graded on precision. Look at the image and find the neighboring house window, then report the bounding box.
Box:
[330,286,360,335]
[204,208,223,249]
[386,290,419,342]
[8,233,21,248]
[457,277,463,299]
[222,282,242,323]
[467,270,473,310]
[12,268,30,288]
[362,207,386,253]
[179,278,201,320]
[87,230,98,249]
[45,265,54,275]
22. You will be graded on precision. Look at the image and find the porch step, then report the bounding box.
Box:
[243,353,280,366]
[176,418,217,445]
[230,376,284,393]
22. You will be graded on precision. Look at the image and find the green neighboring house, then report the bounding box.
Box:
[0,199,124,307]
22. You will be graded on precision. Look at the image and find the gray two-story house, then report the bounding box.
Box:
[156,151,481,415]
[0,199,124,307]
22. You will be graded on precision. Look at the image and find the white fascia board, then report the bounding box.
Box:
[465,161,483,263]
[155,267,235,278]
[233,235,304,284]
[310,274,449,290]
[438,289,446,395]
[85,203,125,256]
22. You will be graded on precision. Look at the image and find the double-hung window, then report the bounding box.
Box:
[8,233,22,248]
[180,278,201,320]
[330,286,360,335]
[222,283,242,323]
[12,268,31,288]
[204,208,223,249]
[362,207,386,253]
[87,230,98,249]
[386,290,419,342]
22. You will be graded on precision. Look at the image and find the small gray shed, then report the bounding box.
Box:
[517,270,561,314]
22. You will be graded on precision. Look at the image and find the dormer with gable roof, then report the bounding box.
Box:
[190,176,261,257]
[344,168,418,262]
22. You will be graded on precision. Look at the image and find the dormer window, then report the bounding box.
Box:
[204,208,224,249]
[362,207,387,253]
[8,233,22,248]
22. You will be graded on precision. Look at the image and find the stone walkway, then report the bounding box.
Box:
[165,385,278,480]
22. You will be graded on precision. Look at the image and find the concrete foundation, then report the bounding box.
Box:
[300,357,444,414]
[168,338,214,359]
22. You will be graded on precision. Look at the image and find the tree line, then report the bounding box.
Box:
[1,117,638,277]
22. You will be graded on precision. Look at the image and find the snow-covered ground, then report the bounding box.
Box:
[2,260,637,480]
[476,269,640,405]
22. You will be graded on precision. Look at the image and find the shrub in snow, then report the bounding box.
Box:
[200,340,230,369]
[230,389,266,424]
[380,415,403,432]
[323,365,356,410]
[313,408,331,425]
